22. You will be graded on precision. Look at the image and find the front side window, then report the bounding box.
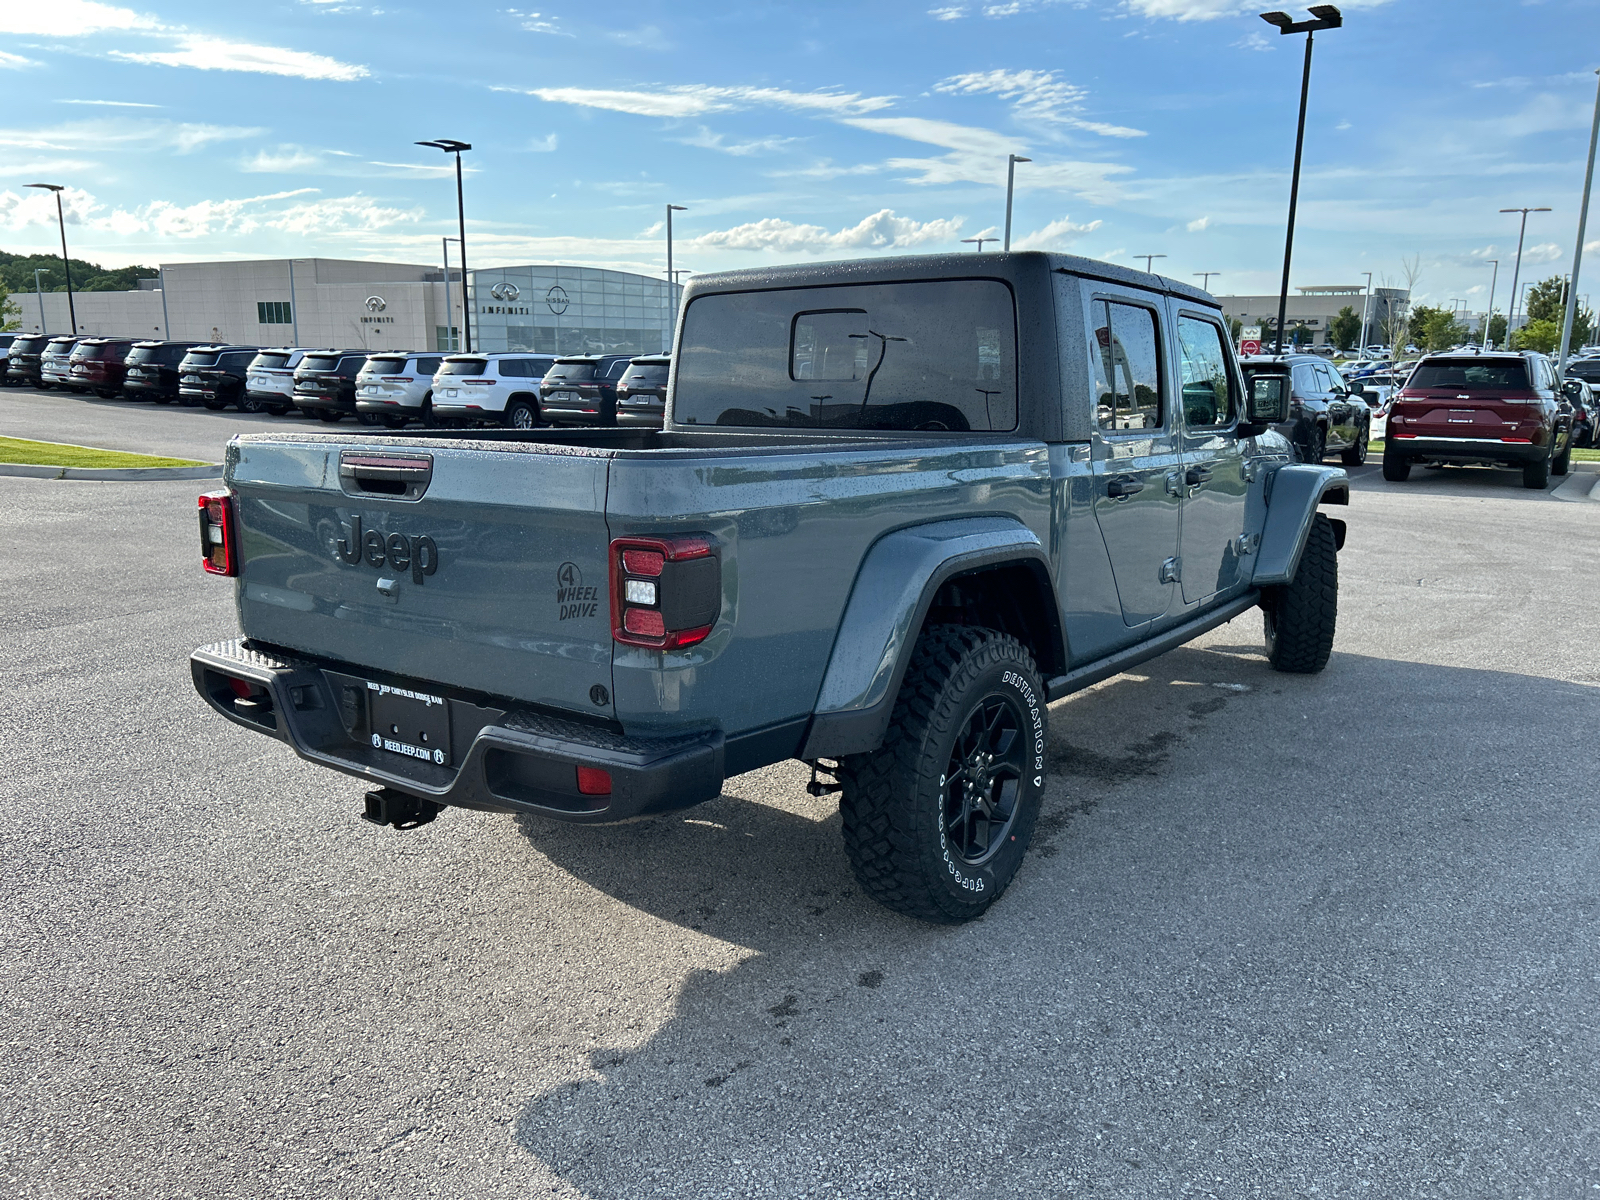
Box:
[1091,300,1163,432]
[1176,316,1235,428]
[676,279,1017,431]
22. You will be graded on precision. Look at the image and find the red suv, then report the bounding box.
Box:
[1383,352,1573,489]
[66,338,137,398]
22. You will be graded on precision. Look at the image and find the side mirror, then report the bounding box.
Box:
[1561,378,1583,400]
[1237,375,1288,438]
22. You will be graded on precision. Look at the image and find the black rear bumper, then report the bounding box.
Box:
[1387,436,1547,465]
[190,639,725,823]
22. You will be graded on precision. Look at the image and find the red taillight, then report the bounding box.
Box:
[198,490,236,576]
[576,766,613,796]
[610,534,719,650]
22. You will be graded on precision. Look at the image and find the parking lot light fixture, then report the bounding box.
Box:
[961,236,997,252]
[1136,254,1166,273]
[1195,271,1221,291]
[666,205,687,306]
[416,140,473,351]
[1500,205,1551,347]
[26,183,76,334]
[1003,155,1031,252]
[1357,270,1372,353]
[1261,5,1342,353]
[1558,70,1600,373]
[31,267,49,335]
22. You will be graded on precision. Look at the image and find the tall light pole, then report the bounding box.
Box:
[1260,5,1343,353]
[1195,271,1221,291]
[961,236,997,252]
[32,267,49,334]
[442,237,460,352]
[1500,205,1550,348]
[1003,154,1031,252]
[1481,259,1499,349]
[666,204,687,302]
[1357,270,1373,353]
[26,183,76,334]
[416,139,473,351]
[1135,254,1166,273]
[1559,69,1600,373]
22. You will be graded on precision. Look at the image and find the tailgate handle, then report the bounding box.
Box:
[339,452,433,501]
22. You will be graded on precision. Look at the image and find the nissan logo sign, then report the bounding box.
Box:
[364,296,387,313]
[489,281,521,302]
[546,285,570,315]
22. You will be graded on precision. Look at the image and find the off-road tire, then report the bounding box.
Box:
[1523,450,1551,490]
[380,412,408,429]
[315,410,343,423]
[836,626,1046,924]
[264,403,290,416]
[1552,437,1571,477]
[1381,445,1411,482]
[1262,512,1337,674]
[201,396,227,410]
[1340,421,1370,466]
[1299,424,1327,464]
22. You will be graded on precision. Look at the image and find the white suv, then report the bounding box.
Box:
[355,352,445,428]
[430,352,556,428]
[245,348,311,416]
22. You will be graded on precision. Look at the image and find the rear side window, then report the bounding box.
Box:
[1291,363,1319,395]
[1176,317,1235,428]
[500,358,534,378]
[413,357,442,375]
[338,357,366,374]
[1091,300,1163,432]
[606,358,630,380]
[222,352,255,369]
[676,280,1017,431]
[1409,360,1529,390]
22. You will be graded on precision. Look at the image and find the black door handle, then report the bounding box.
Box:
[1185,465,1213,486]
[1106,475,1145,498]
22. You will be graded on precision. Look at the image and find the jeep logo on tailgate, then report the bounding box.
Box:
[335,515,438,584]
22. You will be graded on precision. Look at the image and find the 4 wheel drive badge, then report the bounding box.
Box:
[335,515,438,585]
[546,285,570,315]
[364,295,387,313]
[490,281,521,302]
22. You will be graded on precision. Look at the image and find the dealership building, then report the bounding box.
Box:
[1214,285,1412,347]
[17,257,682,356]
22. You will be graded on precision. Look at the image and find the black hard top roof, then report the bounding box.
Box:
[680,250,1218,309]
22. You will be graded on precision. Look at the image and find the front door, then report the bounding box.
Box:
[1174,311,1250,606]
[1088,295,1181,628]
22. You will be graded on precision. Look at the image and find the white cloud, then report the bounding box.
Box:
[0,119,262,154]
[929,5,967,17]
[111,35,369,81]
[0,49,36,68]
[1187,215,1210,231]
[528,134,559,152]
[1522,242,1564,265]
[57,99,160,107]
[0,0,158,35]
[935,69,1145,138]
[1235,31,1273,51]
[508,8,572,35]
[846,116,1025,156]
[266,194,422,236]
[520,83,895,119]
[1010,215,1102,250]
[240,145,325,173]
[690,208,965,254]
[676,126,797,156]
[1122,0,1391,18]
[983,2,1024,14]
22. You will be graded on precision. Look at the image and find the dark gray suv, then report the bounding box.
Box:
[1239,353,1371,465]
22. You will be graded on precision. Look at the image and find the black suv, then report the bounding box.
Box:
[177,346,259,409]
[615,355,671,429]
[1239,352,1370,465]
[292,350,370,422]
[5,334,51,388]
[124,341,207,404]
[539,353,635,426]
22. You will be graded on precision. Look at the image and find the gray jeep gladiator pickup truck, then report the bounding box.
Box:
[191,252,1347,923]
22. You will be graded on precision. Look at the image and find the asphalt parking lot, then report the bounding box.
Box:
[4,394,1600,1199]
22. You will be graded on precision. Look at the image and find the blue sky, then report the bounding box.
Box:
[2,0,1598,310]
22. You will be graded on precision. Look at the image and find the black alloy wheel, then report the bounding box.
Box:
[941,693,1029,866]
[237,392,264,414]
[1340,419,1369,465]
[505,398,539,429]
[1300,424,1326,464]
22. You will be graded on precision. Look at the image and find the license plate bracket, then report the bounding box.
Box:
[365,680,451,766]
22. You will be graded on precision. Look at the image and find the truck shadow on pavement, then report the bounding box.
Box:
[503,640,1600,1198]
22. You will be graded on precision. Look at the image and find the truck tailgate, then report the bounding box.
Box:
[227,437,615,717]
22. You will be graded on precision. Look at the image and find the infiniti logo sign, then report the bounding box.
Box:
[489,281,521,302]
[364,295,387,313]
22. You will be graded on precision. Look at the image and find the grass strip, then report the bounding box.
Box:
[0,436,208,469]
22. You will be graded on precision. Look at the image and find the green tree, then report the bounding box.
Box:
[1329,305,1361,351]
[1488,313,1507,348]
[1228,316,1244,341]
[0,250,158,295]
[1408,304,1449,345]
[1524,275,1567,324]
[1516,318,1562,353]
[1422,308,1466,351]
[0,291,19,332]
[1289,322,1312,348]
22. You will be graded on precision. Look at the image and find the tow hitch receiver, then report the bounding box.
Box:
[361,788,445,830]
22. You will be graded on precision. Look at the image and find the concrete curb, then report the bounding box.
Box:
[0,462,222,481]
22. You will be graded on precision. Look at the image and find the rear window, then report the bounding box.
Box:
[1408,360,1529,390]
[71,343,117,360]
[302,354,343,371]
[127,345,160,364]
[252,352,292,370]
[364,356,408,374]
[621,362,670,387]
[44,342,76,357]
[0,334,14,348]
[182,352,220,368]
[12,336,48,353]
[675,280,1017,431]
[437,358,488,377]
[545,361,597,382]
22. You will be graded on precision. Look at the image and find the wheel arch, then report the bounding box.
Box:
[800,517,1063,760]
[1252,464,1349,586]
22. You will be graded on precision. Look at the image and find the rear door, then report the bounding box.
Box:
[231,441,617,717]
[1174,311,1250,606]
[1087,292,1181,628]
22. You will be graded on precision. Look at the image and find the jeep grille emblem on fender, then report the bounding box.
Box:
[364,295,387,313]
[545,285,569,315]
[490,282,521,302]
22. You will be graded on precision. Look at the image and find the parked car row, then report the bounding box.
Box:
[2,334,675,430]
